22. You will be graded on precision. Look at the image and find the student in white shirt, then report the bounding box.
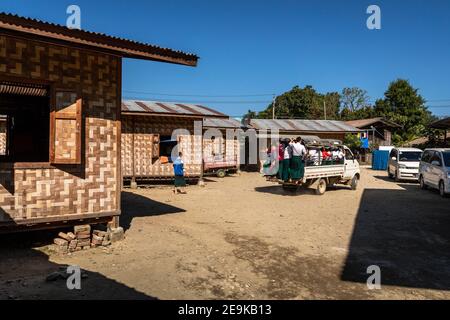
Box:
[289,137,307,180]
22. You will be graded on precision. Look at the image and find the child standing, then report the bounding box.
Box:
[173,152,187,194]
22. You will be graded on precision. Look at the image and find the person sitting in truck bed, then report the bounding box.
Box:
[307,148,321,166]
[331,147,345,164]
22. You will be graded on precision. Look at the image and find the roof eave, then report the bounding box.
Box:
[121,111,228,119]
[0,16,198,67]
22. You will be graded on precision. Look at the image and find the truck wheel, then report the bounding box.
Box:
[216,169,226,178]
[315,179,327,195]
[351,175,359,190]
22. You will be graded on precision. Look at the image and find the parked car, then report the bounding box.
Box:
[387,147,423,181]
[419,148,450,197]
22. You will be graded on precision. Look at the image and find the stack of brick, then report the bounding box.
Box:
[52,225,120,254]
[91,230,111,247]
[74,225,92,250]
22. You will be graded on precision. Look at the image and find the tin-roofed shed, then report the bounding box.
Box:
[244,119,360,171]
[202,118,242,177]
[0,13,198,232]
[121,101,228,184]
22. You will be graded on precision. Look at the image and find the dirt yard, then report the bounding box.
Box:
[1,168,450,300]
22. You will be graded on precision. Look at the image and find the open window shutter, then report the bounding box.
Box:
[152,134,160,159]
[50,91,82,164]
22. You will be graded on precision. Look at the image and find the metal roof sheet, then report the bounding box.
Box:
[203,118,242,129]
[122,100,228,118]
[346,117,401,129]
[249,119,360,132]
[0,12,198,66]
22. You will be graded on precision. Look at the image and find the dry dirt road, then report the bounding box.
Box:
[1,168,450,300]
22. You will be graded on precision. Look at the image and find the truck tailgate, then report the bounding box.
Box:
[304,165,345,179]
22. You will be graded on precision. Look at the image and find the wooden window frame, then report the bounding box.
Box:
[50,88,82,165]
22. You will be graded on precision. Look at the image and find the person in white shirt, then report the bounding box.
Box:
[308,148,320,166]
[280,139,292,181]
[289,137,307,180]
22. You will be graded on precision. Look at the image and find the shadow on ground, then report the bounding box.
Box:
[341,184,450,290]
[120,191,186,231]
[254,184,351,196]
[0,230,155,300]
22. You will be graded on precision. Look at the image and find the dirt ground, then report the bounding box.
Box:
[1,168,450,300]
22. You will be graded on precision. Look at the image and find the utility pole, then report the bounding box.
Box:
[323,100,327,120]
[272,95,276,119]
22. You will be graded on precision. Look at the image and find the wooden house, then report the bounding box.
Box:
[121,101,228,184]
[202,117,242,176]
[0,13,197,231]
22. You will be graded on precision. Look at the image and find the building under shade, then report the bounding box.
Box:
[345,117,401,147]
[0,13,198,231]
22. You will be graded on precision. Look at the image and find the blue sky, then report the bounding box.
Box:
[1,0,450,117]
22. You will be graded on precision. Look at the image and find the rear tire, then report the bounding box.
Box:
[420,175,428,190]
[315,179,327,195]
[439,181,447,198]
[351,175,359,190]
[216,169,226,178]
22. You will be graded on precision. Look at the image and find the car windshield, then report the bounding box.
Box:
[443,152,450,167]
[399,151,422,161]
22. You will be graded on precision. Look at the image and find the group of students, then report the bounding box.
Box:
[262,137,346,183]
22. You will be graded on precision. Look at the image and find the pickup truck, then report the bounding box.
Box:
[280,145,361,195]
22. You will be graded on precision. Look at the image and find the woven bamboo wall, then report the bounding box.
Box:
[122,115,202,178]
[0,35,120,224]
[203,129,240,164]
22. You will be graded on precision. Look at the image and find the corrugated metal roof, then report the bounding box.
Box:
[122,100,228,118]
[346,117,401,129]
[0,81,48,96]
[203,118,242,129]
[249,119,360,132]
[0,12,198,66]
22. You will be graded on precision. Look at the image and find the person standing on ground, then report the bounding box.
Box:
[290,137,307,181]
[173,152,187,194]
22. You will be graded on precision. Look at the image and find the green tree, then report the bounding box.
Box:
[256,85,340,120]
[341,87,370,112]
[343,133,361,150]
[374,79,432,145]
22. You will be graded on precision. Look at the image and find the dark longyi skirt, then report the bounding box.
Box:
[174,175,186,187]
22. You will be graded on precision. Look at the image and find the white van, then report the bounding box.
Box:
[419,148,450,197]
[387,147,423,181]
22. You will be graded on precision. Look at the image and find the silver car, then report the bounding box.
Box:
[419,148,450,197]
